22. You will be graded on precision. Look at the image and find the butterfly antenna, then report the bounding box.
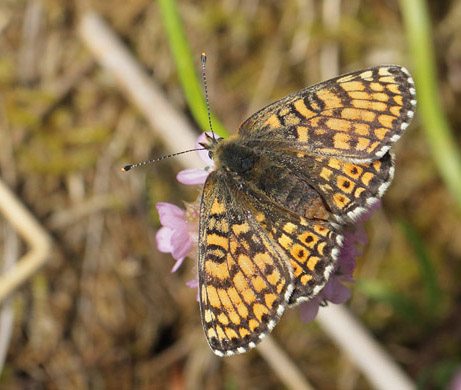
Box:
[123,54,214,173]
[201,52,216,142]
[121,148,202,172]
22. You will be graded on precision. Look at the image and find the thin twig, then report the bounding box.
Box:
[18,0,43,84]
[320,0,341,80]
[0,226,19,373]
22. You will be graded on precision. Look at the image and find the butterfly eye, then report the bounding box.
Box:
[208,151,214,159]
[239,156,253,172]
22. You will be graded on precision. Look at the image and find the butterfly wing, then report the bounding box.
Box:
[198,171,293,356]
[239,183,344,307]
[238,65,416,163]
[198,169,343,356]
[244,147,395,223]
[295,152,395,223]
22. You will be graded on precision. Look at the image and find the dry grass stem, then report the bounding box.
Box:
[78,11,203,170]
[0,179,52,304]
[317,305,416,390]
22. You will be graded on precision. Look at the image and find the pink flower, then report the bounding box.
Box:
[176,132,215,185]
[155,202,199,272]
[300,295,323,322]
[299,202,380,322]
[156,133,214,278]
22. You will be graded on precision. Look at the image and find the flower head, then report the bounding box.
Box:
[155,202,199,272]
[155,133,215,282]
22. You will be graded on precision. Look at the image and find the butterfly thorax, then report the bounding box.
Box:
[212,137,260,176]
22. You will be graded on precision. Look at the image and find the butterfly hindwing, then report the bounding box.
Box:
[244,147,395,223]
[304,152,395,223]
[238,181,344,306]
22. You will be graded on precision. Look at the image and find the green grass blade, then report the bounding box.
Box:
[157,0,228,138]
[399,0,461,209]
[400,220,443,318]
[356,279,422,323]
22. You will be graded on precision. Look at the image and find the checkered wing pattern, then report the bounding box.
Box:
[198,170,342,356]
[238,65,416,163]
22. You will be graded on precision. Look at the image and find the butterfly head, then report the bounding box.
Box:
[199,131,222,161]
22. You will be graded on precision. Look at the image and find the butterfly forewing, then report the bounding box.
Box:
[198,172,293,356]
[198,169,344,355]
[237,65,416,163]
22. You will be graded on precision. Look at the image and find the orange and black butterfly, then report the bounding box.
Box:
[198,65,416,356]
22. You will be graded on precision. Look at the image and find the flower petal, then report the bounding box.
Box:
[323,278,352,304]
[336,246,357,277]
[171,257,186,273]
[449,369,461,390]
[357,199,381,223]
[170,229,193,260]
[156,227,174,253]
[186,278,198,289]
[299,296,322,322]
[337,227,366,273]
[156,202,186,229]
[186,278,200,302]
[177,168,210,185]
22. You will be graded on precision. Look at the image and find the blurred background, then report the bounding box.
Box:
[0,0,460,389]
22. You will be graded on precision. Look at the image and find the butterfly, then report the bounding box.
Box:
[197,65,416,356]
